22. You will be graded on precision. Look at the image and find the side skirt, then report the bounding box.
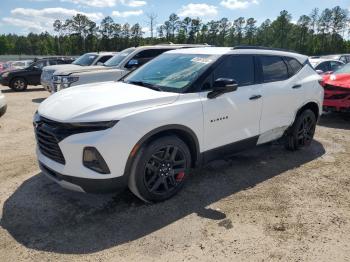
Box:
[200,135,259,164]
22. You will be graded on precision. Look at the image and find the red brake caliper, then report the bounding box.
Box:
[175,172,185,182]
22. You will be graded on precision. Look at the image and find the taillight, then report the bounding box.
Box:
[318,79,325,87]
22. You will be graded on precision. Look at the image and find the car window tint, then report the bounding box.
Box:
[213,55,255,86]
[97,56,112,64]
[35,60,47,69]
[261,56,288,82]
[285,57,303,75]
[49,60,58,65]
[315,62,329,72]
[330,61,343,71]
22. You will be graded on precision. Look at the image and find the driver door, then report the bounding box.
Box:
[200,55,263,154]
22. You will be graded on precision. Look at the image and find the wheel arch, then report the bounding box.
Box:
[296,101,320,121]
[124,124,201,176]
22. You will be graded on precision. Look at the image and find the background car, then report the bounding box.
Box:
[0,89,7,117]
[0,57,74,91]
[41,52,116,92]
[322,63,350,112]
[51,44,212,93]
[322,54,350,64]
[309,57,345,74]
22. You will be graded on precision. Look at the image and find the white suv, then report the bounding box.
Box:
[34,47,324,202]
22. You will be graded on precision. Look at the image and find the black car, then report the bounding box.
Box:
[0,57,74,91]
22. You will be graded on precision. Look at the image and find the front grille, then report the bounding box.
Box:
[35,118,66,164]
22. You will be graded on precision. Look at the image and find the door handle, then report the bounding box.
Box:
[292,84,302,89]
[249,95,262,100]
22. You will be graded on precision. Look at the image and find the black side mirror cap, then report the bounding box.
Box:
[207,78,238,99]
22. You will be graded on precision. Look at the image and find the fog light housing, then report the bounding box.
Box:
[83,147,110,174]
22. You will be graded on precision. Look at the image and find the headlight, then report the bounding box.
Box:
[53,75,79,91]
[62,76,79,84]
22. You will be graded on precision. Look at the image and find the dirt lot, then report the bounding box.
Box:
[0,85,350,261]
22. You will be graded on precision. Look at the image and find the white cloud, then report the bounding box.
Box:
[220,0,259,10]
[61,0,117,8]
[112,10,143,17]
[2,7,104,34]
[61,0,147,8]
[178,3,218,17]
[121,0,147,7]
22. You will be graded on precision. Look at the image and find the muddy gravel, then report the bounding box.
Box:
[0,85,349,261]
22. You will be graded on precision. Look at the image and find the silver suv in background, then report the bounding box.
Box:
[51,44,211,93]
[0,89,7,117]
[41,52,116,92]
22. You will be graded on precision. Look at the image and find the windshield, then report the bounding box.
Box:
[124,53,219,92]
[73,53,98,66]
[104,48,136,67]
[334,63,350,75]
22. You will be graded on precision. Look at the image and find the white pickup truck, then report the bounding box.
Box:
[50,44,211,93]
[41,52,116,92]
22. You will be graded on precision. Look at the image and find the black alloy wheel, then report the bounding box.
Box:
[128,136,191,202]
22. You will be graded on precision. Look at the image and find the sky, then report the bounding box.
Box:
[0,0,349,36]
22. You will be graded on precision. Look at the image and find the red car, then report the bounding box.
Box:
[322,63,350,112]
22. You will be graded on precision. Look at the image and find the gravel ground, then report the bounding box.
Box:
[0,85,349,262]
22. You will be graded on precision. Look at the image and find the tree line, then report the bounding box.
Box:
[0,6,349,56]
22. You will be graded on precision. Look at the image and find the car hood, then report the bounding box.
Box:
[38,81,179,122]
[54,65,113,76]
[43,64,84,72]
[323,73,350,89]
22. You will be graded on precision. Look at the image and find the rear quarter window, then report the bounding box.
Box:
[285,57,303,76]
[260,56,289,82]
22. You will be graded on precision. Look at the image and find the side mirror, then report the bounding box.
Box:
[207,78,238,99]
[32,65,41,71]
[126,59,139,69]
[316,70,323,74]
[96,62,104,66]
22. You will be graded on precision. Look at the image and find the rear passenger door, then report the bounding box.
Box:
[200,55,263,152]
[257,55,303,137]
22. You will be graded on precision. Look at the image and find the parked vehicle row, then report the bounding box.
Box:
[34,46,324,202]
[41,52,116,92]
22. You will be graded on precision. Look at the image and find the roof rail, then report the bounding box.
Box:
[232,45,299,54]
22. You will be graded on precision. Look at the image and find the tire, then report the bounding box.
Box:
[285,109,317,151]
[128,136,191,203]
[10,77,27,91]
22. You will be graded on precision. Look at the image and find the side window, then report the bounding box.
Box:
[97,55,112,64]
[260,56,289,82]
[49,60,58,65]
[285,57,303,76]
[330,61,343,71]
[340,56,347,63]
[131,49,172,66]
[34,60,47,69]
[315,62,329,72]
[213,55,255,86]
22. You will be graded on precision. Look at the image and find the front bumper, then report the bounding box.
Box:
[0,76,10,86]
[35,118,142,193]
[40,78,52,92]
[39,162,128,193]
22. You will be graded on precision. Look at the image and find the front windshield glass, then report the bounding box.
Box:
[334,63,350,75]
[104,48,136,67]
[124,53,219,92]
[73,54,98,66]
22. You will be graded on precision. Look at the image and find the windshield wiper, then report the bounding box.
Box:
[127,81,162,91]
